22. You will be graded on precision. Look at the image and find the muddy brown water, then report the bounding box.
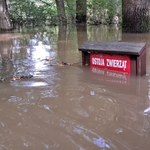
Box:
[0,25,150,150]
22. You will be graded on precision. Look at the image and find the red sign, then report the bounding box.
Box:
[90,54,130,74]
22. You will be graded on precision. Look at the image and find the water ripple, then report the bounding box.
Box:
[11,81,48,87]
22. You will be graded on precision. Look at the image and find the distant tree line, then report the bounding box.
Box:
[3,0,121,28]
[0,0,149,33]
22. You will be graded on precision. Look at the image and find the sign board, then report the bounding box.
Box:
[90,54,130,74]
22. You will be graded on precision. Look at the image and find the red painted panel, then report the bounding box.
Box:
[90,54,130,74]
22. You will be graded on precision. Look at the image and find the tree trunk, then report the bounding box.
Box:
[122,0,150,33]
[65,0,76,23]
[55,0,67,24]
[0,0,12,30]
[77,24,87,47]
[76,0,87,24]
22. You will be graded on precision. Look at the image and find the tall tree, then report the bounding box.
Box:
[76,0,87,24]
[55,0,67,24]
[0,0,12,30]
[65,0,76,23]
[122,0,150,33]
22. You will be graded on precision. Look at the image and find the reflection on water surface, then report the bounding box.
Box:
[0,25,150,150]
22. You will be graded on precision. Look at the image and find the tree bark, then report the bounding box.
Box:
[76,0,87,24]
[77,24,87,47]
[122,0,150,33]
[55,0,67,24]
[0,0,12,30]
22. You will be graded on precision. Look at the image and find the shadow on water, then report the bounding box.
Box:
[0,25,150,149]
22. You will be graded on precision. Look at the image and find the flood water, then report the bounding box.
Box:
[0,25,150,150]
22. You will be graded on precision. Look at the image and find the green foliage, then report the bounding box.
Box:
[9,0,57,26]
[8,0,121,26]
[87,0,121,24]
[65,0,76,22]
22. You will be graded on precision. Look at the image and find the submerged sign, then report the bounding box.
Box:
[90,54,130,74]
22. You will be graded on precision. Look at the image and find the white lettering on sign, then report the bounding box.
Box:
[90,54,130,74]
[106,59,127,71]
[92,58,105,66]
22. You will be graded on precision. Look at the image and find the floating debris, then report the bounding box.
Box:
[0,74,33,82]
[90,90,95,96]
[144,107,150,115]
[41,57,55,62]
[40,56,80,67]
[11,75,33,81]
[57,61,72,66]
